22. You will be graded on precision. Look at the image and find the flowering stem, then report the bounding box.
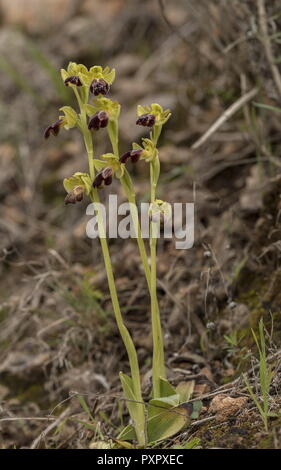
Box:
[108,121,151,289]
[108,119,166,398]
[150,126,165,398]
[80,111,145,446]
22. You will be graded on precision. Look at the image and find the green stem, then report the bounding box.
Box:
[108,120,152,288]
[149,126,166,398]
[108,117,166,398]
[150,161,165,398]
[80,112,145,446]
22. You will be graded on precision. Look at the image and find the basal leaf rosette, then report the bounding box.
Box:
[137,103,171,126]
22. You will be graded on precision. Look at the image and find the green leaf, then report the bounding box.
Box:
[253,102,281,114]
[119,372,140,432]
[158,377,177,398]
[117,424,136,441]
[76,394,93,421]
[147,404,190,443]
[149,395,180,418]
[190,400,203,419]
[176,381,195,402]
[113,439,134,449]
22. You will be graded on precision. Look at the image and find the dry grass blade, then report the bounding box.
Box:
[192,87,258,149]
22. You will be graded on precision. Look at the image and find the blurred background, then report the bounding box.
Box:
[1,0,281,449]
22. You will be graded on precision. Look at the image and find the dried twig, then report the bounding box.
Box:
[30,407,70,449]
[191,87,258,150]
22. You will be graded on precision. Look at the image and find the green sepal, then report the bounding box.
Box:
[59,106,79,129]
[100,153,124,177]
[85,104,97,117]
[63,172,92,195]
[133,138,157,163]
[93,159,107,171]
[89,65,116,85]
[91,97,120,121]
[137,103,171,126]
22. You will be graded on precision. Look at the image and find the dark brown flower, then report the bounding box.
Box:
[90,78,110,96]
[44,119,64,139]
[136,113,156,127]
[64,76,82,87]
[120,149,142,164]
[93,167,113,188]
[88,111,109,131]
[64,185,84,205]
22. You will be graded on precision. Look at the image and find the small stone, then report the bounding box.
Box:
[209,394,248,422]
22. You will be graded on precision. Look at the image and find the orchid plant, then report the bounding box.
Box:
[44,63,201,447]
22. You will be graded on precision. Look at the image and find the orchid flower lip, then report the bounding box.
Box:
[120,149,142,164]
[64,75,83,87]
[93,167,113,188]
[136,113,156,127]
[64,185,84,205]
[44,119,64,139]
[90,78,110,96]
[88,111,109,131]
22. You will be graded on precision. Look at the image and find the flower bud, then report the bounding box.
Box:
[64,185,84,205]
[64,76,82,87]
[120,149,142,164]
[44,119,65,139]
[90,78,110,96]
[136,113,156,127]
[149,200,172,224]
[93,167,113,188]
[88,111,109,131]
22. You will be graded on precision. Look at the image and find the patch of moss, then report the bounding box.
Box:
[1,374,48,408]
[229,268,281,348]
[194,416,279,449]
